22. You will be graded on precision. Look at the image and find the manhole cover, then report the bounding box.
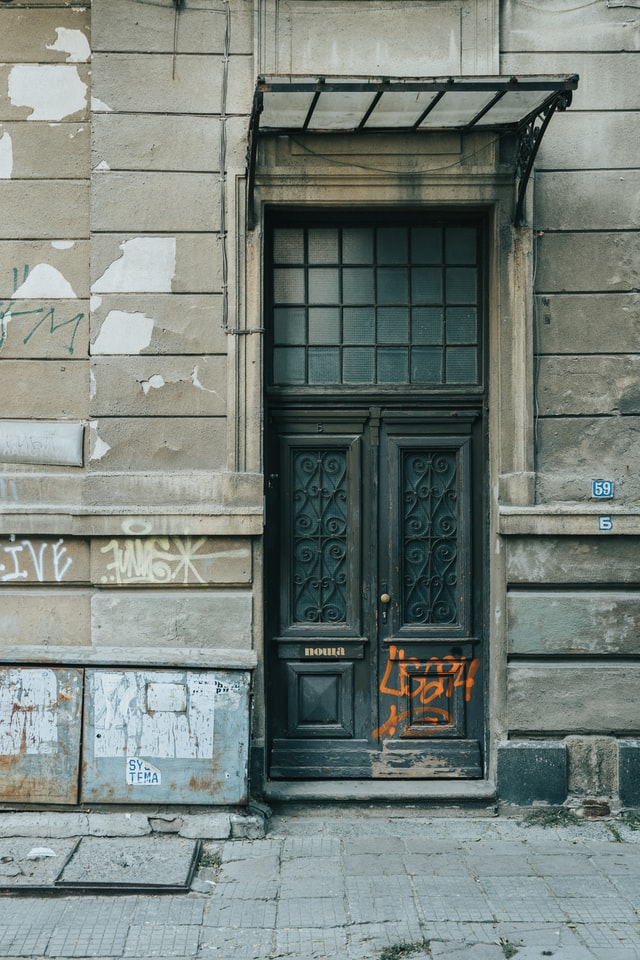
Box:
[55,836,201,891]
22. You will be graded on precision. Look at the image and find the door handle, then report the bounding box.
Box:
[379,592,390,622]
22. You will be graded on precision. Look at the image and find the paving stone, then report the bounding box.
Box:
[274,925,349,959]
[123,924,201,957]
[205,897,278,928]
[217,854,280,882]
[430,943,504,958]
[277,896,348,928]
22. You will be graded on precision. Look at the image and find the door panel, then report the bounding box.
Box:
[267,409,483,779]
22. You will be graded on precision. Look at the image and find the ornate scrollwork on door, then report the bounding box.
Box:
[402,450,458,625]
[292,449,348,623]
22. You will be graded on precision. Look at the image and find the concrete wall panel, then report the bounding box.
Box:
[0,182,89,239]
[91,173,220,233]
[508,591,640,656]
[540,114,640,171]
[90,295,226,356]
[91,536,252,586]
[535,233,640,294]
[91,590,253,649]
[88,417,227,472]
[0,590,90,644]
[90,356,226,417]
[502,2,640,53]
[1,9,90,63]
[507,664,640,734]
[91,54,253,116]
[537,355,640,417]
[0,241,90,299]
[92,0,253,55]
[0,360,88,419]
[536,171,640,232]
[536,294,640,355]
[91,114,248,173]
[91,235,222,295]
[0,122,89,179]
[535,416,640,503]
[506,536,640,585]
[502,53,639,111]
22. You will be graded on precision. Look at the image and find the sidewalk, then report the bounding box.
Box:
[1,810,639,959]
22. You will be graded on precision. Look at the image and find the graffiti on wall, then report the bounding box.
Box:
[374,644,479,738]
[0,265,85,355]
[0,538,73,583]
[98,536,248,585]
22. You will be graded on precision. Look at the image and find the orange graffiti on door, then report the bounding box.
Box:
[374,645,479,738]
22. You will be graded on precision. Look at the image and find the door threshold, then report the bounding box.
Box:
[264,779,496,805]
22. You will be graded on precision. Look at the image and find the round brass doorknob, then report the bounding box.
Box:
[380,593,391,604]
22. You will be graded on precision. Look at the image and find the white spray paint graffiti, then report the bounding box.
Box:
[0,669,58,756]
[0,538,73,583]
[99,536,247,585]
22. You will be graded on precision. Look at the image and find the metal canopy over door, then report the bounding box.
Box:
[265,214,486,779]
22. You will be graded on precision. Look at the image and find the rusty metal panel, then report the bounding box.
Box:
[0,667,83,804]
[82,669,250,804]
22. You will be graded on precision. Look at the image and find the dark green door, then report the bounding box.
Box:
[265,214,486,779]
[266,407,484,778]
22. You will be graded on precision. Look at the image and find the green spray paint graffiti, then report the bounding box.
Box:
[0,265,85,355]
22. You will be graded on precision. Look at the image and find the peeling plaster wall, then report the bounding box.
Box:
[0,0,259,806]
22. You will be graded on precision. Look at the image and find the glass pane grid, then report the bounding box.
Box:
[271,223,481,386]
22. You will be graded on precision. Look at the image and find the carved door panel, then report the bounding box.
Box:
[266,409,484,779]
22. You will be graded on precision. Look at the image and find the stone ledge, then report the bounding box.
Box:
[0,809,266,840]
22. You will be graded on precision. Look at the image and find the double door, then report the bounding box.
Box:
[266,405,484,779]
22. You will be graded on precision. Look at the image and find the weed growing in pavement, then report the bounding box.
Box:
[198,846,222,870]
[378,940,431,960]
[523,807,581,827]
[621,811,640,831]
[500,937,519,958]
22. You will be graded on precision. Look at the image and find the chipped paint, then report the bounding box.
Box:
[51,240,75,250]
[0,668,58,756]
[91,238,176,294]
[13,264,77,299]
[94,160,110,171]
[191,365,222,399]
[91,671,216,760]
[46,27,91,63]
[141,374,165,395]
[0,132,13,179]
[89,421,111,461]
[8,65,87,121]
[92,310,154,355]
[90,295,102,311]
[91,97,113,113]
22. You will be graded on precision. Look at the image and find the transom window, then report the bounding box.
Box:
[269,218,482,387]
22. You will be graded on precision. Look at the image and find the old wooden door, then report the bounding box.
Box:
[265,215,486,779]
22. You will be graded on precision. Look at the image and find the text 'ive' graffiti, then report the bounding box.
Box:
[0,265,85,355]
[0,538,72,583]
[374,644,479,739]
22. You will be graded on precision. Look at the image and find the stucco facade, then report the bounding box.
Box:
[0,0,638,810]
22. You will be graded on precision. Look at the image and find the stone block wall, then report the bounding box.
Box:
[499,1,640,806]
